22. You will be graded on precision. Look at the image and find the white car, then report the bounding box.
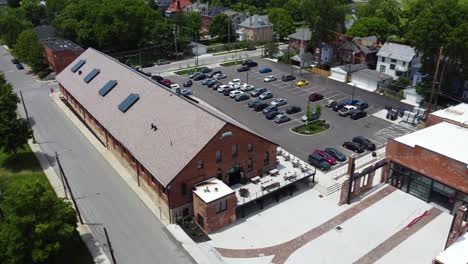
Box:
[270,98,287,107]
[229,90,244,98]
[264,75,277,82]
[240,84,255,91]
[339,105,357,116]
[169,83,180,89]
[214,73,227,80]
[217,84,231,93]
[228,78,241,85]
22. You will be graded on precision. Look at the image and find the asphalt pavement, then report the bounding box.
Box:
[0,47,193,264]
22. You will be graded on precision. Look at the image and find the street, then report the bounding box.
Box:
[0,47,193,263]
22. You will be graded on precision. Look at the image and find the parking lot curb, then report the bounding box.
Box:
[289,121,333,137]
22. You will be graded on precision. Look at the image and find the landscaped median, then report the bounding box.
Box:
[174,67,204,75]
[292,120,330,135]
[219,60,243,67]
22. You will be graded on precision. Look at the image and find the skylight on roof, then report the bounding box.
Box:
[118,93,140,113]
[71,60,86,73]
[83,68,100,83]
[99,80,117,96]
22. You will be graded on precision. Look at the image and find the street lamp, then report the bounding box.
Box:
[352,83,356,101]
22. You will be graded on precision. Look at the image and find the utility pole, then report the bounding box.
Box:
[19,90,36,143]
[428,47,443,114]
[195,30,199,67]
[104,227,117,264]
[57,153,84,224]
[55,152,68,199]
[434,55,449,107]
[227,17,231,52]
[173,25,178,58]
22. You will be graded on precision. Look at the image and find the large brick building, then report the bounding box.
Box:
[56,48,277,229]
[43,38,84,74]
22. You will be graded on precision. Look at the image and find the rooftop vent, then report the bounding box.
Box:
[99,80,117,96]
[71,59,86,73]
[83,68,100,83]
[118,93,139,113]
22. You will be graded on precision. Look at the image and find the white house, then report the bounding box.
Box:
[376,42,416,80]
[190,42,207,56]
[329,64,367,82]
[350,69,393,92]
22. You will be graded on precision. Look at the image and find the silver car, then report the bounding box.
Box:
[264,75,277,82]
[270,98,287,107]
[274,113,290,123]
[180,88,192,96]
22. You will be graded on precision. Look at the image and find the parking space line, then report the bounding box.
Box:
[323,93,344,100]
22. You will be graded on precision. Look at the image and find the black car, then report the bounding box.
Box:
[263,105,278,115]
[350,110,367,120]
[11,58,19,64]
[212,82,222,90]
[183,80,193,87]
[189,72,202,79]
[237,66,250,72]
[151,75,164,81]
[200,67,212,73]
[245,46,257,51]
[332,102,346,112]
[281,75,296,82]
[286,106,301,114]
[206,79,218,87]
[355,101,369,110]
[235,94,250,102]
[208,71,222,78]
[248,99,261,108]
[253,102,269,112]
[141,62,154,68]
[250,87,267,97]
[342,142,365,153]
[193,74,207,81]
[242,60,258,67]
[265,111,279,120]
[324,148,346,162]
[308,154,331,171]
[352,136,376,151]
[223,87,236,96]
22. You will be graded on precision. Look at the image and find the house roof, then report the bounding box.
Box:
[435,232,468,264]
[56,48,274,187]
[33,25,56,40]
[394,122,468,167]
[193,178,234,203]
[288,27,312,41]
[332,64,368,73]
[431,103,468,125]
[239,15,272,28]
[42,38,83,52]
[166,0,191,12]
[156,0,173,7]
[352,36,377,46]
[204,6,229,17]
[291,52,314,62]
[338,36,379,55]
[222,10,240,17]
[377,42,416,62]
[351,69,392,81]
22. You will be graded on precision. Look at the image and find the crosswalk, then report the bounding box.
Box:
[368,124,416,149]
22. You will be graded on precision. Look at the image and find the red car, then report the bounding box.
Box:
[159,79,172,87]
[309,93,324,102]
[312,150,337,165]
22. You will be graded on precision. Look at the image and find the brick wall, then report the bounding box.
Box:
[193,193,236,233]
[426,113,468,128]
[45,48,84,74]
[385,139,468,193]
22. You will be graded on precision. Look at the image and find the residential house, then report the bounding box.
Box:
[291,52,315,68]
[238,15,273,43]
[376,42,416,80]
[337,36,380,69]
[165,0,191,17]
[223,10,247,33]
[201,6,230,33]
[190,42,207,56]
[0,0,7,8]
[156,0,172,13]
[288,27,311,50]
[184,0,208,13]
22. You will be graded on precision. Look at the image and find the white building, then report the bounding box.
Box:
[350,69,393,92]
[376,42,416,80]
[329,64,367,82]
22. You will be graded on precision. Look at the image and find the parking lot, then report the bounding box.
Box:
[166,58,415,166]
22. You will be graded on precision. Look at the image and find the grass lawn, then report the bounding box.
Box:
[0,146,94,264]
[174,67,204,75]
[292,120,330,135]
[220,60,243,67]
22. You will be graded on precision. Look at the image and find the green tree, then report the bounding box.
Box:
[315,104,321,120]
[0,8,32,47]
[14,30,48,73]
[263,42,279,58]
[7,0,20,7]
[45,0,69,21]
[267,8,295,40]
[358,0,402,27]
[209,13,235,42]
[0,182,77,263]
[306,103,312,124]
[302,0,347,47]
[20,0,45,26]
[284,0,302,22]
[347,17,398,40]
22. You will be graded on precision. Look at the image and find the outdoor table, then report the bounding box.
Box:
[269,169,279,175]
[251,176,261,183]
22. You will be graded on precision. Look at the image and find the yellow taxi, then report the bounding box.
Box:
[295,80,309,87]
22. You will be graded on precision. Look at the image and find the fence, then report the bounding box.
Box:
[311,67,331,77]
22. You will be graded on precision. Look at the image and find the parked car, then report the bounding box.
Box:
[332,102,346,112]
[237,66,250,72]
[201,78,213,85]
[223,87,236,96]
[281,75,296,82]
[259,67,272,73]
[308,154,331,171]
[228,79,241,85]
[141,62,154,68]
[286,106,301,114]
[229,90,244,98]
[193,74,207,81]
[355,100,369,110]
[270,98,287,107]
[240,84,255,91]
[309,93,324,102]
[265,111,280,120]
[248,99,261,108]
[245,46,257,51]
[264,75,277,82]
[218,84,231,93]
[342,142,365,153]
[352,136,376,151]
[274,113,290,123]
[325,100,337,108]
[11,58,19,64]
[259,91,273,100]
[156,59,170,65]
[250,87,267,97]
[200,67,212,73]
[338,105,357,116]
[313,150,337,165]
[350,110,367,120]
[213,82,223,90]
[180,88,192,96]
[295,80,309,87]
[183,80,193,87]
[263,105,278,115]
[206,79,218,87]
[213,73,227,80]
[253,102,269,112]
[16,63,24,70]
[242,60,258,67]
[208,71,222,78]
[151,74,164,81]
[169,83,180,89]
[235,93,250,102]
[344,98,359,106]
[301,112,320,122]
[159,79,172,87]
[324,148,347,162]
[189,72,202,79]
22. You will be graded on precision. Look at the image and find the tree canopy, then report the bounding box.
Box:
[347,17,398,40]
[14,30,48,73]
[20,0,45,26]
[0,8,32,47]
[358,0,402,27]
[209,13,235,42]
[267,8,295,40]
